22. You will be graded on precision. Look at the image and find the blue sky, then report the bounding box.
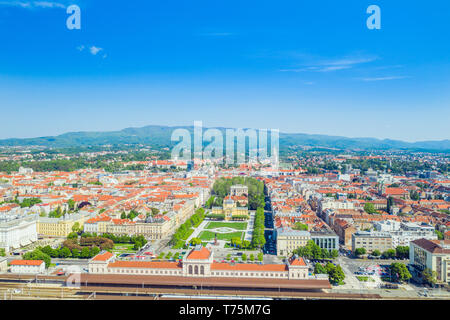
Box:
[0,0,449,141]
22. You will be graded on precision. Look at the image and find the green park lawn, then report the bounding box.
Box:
[112,243,137,254]
[205,221,248,230]
[356,276,375,282]
[198,231,244,241]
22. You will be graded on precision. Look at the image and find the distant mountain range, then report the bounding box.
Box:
[0,125,449,152]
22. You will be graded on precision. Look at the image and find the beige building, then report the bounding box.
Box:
[351,231,392,253]
[88,246,310,280]
[173,200,195,227]
[230,185,248,197]
[85,213,176,240]
[410,239,450,285]
[212,199,249,221]
[276,228,311,256]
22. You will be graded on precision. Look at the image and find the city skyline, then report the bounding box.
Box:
[0,0,449,141]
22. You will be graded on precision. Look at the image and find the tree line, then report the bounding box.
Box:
[170,208,206,248]
[251,207,266,249]
[294,240,339,260]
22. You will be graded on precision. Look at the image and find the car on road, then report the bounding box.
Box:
[382,283,399,289]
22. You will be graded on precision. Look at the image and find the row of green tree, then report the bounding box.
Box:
[251,207,266,249]
[354,246,409,259]
[40,245,101,260]
[170,208,206,248]
[230,237,252,249]
[294,240,339,260]
[80,233,148,250]
[225,252,264,262]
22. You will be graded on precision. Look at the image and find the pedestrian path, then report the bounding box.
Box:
[243,212,255,242]
[186,220,209,243]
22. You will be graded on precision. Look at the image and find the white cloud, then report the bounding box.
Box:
[321,57,377,67]
[89,46,103,56]
[281,55,378,73]
[77,45,85,51]
[360,76,408,82]
[0,1,67,9]
[33,1,65,8]
[317,65,352,72]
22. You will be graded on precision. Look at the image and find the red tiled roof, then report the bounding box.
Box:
[10,260,44,266]
[211,262,287,272]
[186,247,211,260]
[108,261,182,269]
[92,251,114,262]
[384,188,408,195]
[290,257,307,266]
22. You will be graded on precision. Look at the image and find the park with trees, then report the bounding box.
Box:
[210,177,265,210]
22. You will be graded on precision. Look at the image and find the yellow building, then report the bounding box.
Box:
[37,213,89,237]
[212,199,249,221]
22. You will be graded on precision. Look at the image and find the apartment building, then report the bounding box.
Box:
[351,231,393,253]
[374,221,438,247]
[333,218,356,250]
[410,238,450,285]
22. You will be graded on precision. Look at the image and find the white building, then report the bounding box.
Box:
[338,174,351,182]
[18,167,34,175]
[319,198,355,212]
[374,220,401,232]
[0,214,38,254]
[10,260,45,274]
[372,221,437,247]
[0,257,7,273]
